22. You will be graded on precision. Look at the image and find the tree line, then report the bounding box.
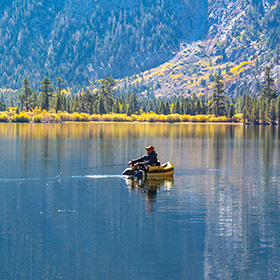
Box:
[0,66,279,124]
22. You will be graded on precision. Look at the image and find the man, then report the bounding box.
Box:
[128,145,159,168]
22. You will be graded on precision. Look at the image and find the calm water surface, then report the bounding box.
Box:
[0,123,279,280]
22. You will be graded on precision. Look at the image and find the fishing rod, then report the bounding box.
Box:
[66,163,127,173]
[82,163,126,170]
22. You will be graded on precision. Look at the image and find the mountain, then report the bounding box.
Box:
[0,0,279,98]
[0,0,206,90]
[116,0,280,98]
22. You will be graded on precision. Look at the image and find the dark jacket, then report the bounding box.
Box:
[131,151,159,166]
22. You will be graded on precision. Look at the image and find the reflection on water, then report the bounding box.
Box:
[0,123,279,279]
[125,177,174,213]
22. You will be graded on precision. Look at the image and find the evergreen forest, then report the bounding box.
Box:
[0,0,280,124]
[0,66,279,124]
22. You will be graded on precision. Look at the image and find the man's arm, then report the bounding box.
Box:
[128,154,146,165]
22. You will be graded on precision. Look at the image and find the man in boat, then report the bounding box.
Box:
[128,145,160,169]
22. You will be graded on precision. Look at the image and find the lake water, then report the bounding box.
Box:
[0,123,279,280]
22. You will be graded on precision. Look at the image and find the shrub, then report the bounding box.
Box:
[130,114,138,122]
[166,114,181,123]
[209,116,222,122]
[156,114,168,122]
[79,113,90,121]
[146,113,157,122]
[89,114,102,121]
[68,112,89,121]
[112,114,128,122]
[134,115,145,122]
[102,114,113,121]
[209,116,230,122]
[32,107,41,115]
[0,113,9,122]
[32,107,41,114]
[190,116,198,122]
[181,115,191,122]
[59,112,71,121]
[138,114,148,122]
[47,113,60,122]
[232,114,243,123]
[68,113,77,121]
[195,115,209,122]
[11,113,31,123]
[33,114,44,123]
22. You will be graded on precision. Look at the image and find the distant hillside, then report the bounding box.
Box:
[0,0,279,99]
[0,0,206,90]
[115,0,280,98]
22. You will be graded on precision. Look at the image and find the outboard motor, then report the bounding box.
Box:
[122,168,135,176]
[133,170,145,178]
[122,167,146,179]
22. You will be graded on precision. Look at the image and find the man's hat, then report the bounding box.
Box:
[145,145,155,151]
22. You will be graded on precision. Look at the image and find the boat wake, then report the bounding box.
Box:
[0,177,58,182]
[72,175,124,179]
[0,174,124,182]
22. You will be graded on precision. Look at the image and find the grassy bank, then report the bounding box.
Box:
[0,109,244,123]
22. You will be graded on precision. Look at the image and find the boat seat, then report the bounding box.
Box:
[148,162,168,171]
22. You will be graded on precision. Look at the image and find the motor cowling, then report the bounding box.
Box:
[122,168,135,176]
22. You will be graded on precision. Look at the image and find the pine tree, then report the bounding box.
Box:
[212,75,226,116]
[20,78,32,111]
[252,99,259,124]
[229,103,235,118]
[55,94,62,112]
[39,77,54,110]
[196,100,201,115]
[55,78,64,112]
[18,94,25,111]
[165,102,170,114]
[83,89,94,114]
[259,95,267,124]
[0,93,5,111]
[0,100,5,111]
[158,100,166,114]
[112,101,120,113]
[269,99,277,124]
[277,95,280,124]
[72,97,78,113]
[261,66,277,102]
[57,78,63,95]
[30,89,38,109]
[243,94,253,123]
[127,92,139,115]
[173,100,181,114]
[98,77,116,113]
[97,97,106,114]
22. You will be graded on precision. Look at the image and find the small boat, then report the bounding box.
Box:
[122,161,174,178]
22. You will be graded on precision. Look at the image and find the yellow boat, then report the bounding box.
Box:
[122,162,174,178]
[145,162,175,177]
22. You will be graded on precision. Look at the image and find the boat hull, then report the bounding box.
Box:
[122,162,174,178]
[146,162,174,177]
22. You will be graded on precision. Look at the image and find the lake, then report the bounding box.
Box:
[0,123,279,280]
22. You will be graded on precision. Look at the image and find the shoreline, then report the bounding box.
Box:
[0,111,278,125]
[0,121,277,126]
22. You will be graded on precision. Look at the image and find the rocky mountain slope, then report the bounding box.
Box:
[0,0,279,99]
[115,0,280,98]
